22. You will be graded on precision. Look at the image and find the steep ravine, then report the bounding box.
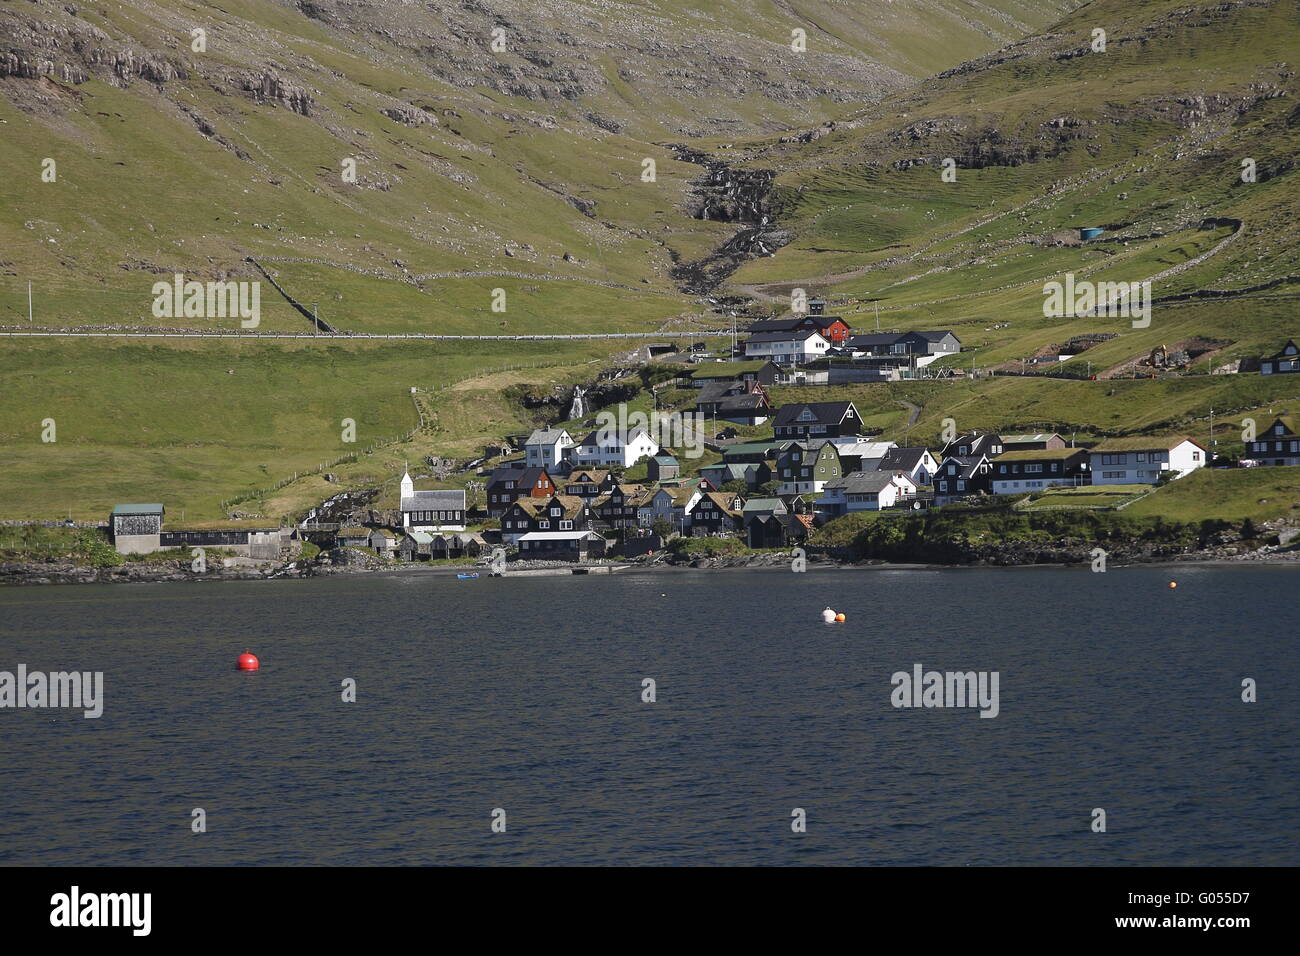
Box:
[668,146,792,298]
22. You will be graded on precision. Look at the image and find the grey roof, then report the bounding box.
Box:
[747,328,827,344]
[825,471,905,493]
[111,503,164,516]
[879,446,930,470]
[773,401,857,427]
[702,463,750,480]
[940,432,1001,457]
[832,439,896,459]
[905,329,958,342]
[721,440,787,457]
[401,489,466,512]
[742,496,788,514]
[576,427,651,446]
[696,381,733,402]
[848,330,958,350]
[526,428,570,445]
[1001,432,1060,444]
[938,456,988,479]
[746,315,845,333]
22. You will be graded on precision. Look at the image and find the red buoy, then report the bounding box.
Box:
[237,652,260,671]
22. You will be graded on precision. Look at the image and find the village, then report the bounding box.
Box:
[98,306,1300,570]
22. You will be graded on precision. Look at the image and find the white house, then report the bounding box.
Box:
[399,470,467,530]
[744,328,831,366]
[570,426,660,468]
[820,471,918,515]
[1089,436,1206,485]
[524,428,574,470]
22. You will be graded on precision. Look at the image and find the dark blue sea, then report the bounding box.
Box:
[1,566,1295,865]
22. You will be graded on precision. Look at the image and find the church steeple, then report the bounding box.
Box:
[399,463,413,500]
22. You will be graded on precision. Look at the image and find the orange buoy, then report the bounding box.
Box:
[237,652,260,671]
[1168,581,1178,590]
[835,613,846,623]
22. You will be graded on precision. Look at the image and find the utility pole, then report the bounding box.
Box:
[1208,406,1215,472]
[28,281,33,324]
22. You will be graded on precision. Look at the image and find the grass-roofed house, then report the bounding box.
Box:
[110,503,164,555]
[991,448,1089,495]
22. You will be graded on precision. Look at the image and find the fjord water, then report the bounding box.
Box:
[1,566,1295,866]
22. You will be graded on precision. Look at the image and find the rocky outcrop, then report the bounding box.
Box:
[380,104,434,126]
[0,14,183,87]
[0,560,269,586]
[232,71,313,115]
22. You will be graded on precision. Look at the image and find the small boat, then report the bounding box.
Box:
[456,572,480,580]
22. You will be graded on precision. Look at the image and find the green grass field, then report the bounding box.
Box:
[0,336,619,522]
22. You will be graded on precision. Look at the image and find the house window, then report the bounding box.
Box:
[560,520,573,530]
[957,480,966,491]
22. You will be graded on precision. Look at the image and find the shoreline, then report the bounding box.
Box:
[4,547,1299,588]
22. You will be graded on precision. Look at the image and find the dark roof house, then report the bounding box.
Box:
[772,401,862,440]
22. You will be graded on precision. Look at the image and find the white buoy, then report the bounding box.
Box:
[821,607,836,624]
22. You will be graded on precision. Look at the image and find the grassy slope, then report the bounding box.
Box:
[0,0,1080,330]
[728,0,1300,348]
[6,0,1300,528]
[703,0,1300,525]
[0,1,1082,522]
[0,336,615,521]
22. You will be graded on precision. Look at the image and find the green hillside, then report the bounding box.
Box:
[2,0,1299,528]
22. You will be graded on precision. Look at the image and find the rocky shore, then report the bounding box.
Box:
[5,538,1299,588]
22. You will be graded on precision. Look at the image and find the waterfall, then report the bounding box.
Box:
[568,385,587,419]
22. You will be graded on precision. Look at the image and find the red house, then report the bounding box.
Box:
[486,465,555,517]
[746,314,852,345]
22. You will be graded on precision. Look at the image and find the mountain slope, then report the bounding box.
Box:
[0,0,1079,331]
[721,0,1300,373]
